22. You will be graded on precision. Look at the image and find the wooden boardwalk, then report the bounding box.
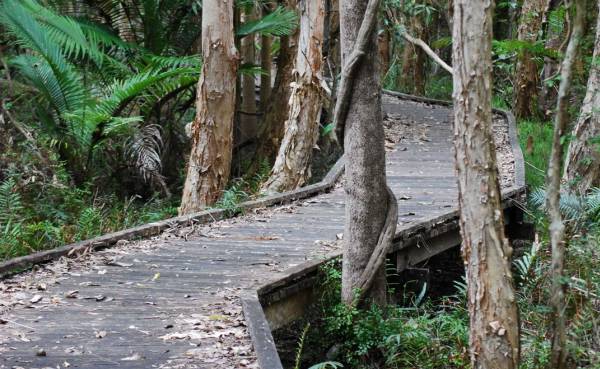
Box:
[0,94,521,369]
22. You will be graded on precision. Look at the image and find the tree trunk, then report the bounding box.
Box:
[513,0,550,120]
[253,1,299,168]
[260,33,272,112]
[563,5,600,194]
[259,2,274,112]
[451,1,520,368]
[399,16,426,95]
[339,0,390,306]
[546,1,585,367]
[378,20,390,80]
[179,0,238,214]
[262,0,325,192]
[240,8,258,144]
[540,0,566,118]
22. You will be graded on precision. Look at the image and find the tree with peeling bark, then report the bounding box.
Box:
[545,0,586,367]
[451,0,520,368]
[513,0,550,119]
[240,6,259,145]
[262,0,326,193]
[179,0,239,214]
[563,5,600,194]
[334,0,397,306]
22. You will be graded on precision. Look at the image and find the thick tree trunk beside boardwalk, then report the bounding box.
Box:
[262,0,326,193]
[451,0,520,368]
[179,0,238,214]
[339,0,391,306]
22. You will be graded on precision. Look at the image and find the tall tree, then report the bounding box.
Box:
[253,1,299,169]
[563,3,600,194]
[179,0,238,214]
[546,0,585,367]
[335,0,397,306]
[513,0,550,119]
[262,0,326,192]
[452,0,520,368]
[240,6,259,144]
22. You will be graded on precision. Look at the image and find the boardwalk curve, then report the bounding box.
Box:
[0,93,526,369]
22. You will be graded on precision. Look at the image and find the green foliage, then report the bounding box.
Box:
[518,120,554,188]
[237,6,299,37]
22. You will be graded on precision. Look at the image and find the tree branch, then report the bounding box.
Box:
[401,31,453,74]
[332,0,380,146]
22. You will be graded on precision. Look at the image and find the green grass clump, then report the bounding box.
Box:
[518,119,554,189]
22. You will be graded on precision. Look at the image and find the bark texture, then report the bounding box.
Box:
[399,16,427,94]
[338,0,395,306]
[262,0,325,192]
[452,1,520,368]
[240,8,258,143]
[564,7,600,194]
[179,0,238,214]
[513,0,550,119]
[546,1,585,367]
[253,1,299,168]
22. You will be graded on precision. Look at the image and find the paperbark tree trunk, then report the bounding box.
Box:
[253,1,299,168]
[452,1,520,368]
[513,0,550,119]
[399,16,426,95]
[540,0,563,117]
[546,1,585,367]
[240,8,258,144]
[339,0,389,306]
[260,33,272,112]
[563,6,600,194]
[262,0,325,192]
[179,0,238,214]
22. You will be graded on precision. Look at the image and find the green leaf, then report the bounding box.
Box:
[237,6,298,37]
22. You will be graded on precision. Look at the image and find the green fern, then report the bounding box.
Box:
[1,0,86,116]
[0,179,24,225]
[75,207,103,241]
[237,6,298,37]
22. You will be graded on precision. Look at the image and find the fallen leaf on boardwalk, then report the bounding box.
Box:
[30,295,43,304]
[107,260,133,267]
[65,290,79,298]
[151,272,160,281]
[95,330,107,338]
[121,352,143,361]
[336,233,343,240]
[97,269,107,275]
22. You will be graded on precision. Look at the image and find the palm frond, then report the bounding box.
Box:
[127,124,163,183]
[0,0,85,115]
[18,0,105,65]
[237,6,298,37]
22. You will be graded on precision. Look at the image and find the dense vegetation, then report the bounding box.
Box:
[0,0,289,259]
[291,129,599,368]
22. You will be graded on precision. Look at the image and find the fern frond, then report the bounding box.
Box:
[127,124,164,183]
[0,179,23,225]
[0,0,85,115]
[237,6,298,37]
[18,0,105,65]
